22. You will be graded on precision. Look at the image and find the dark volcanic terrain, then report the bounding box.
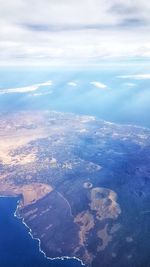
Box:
[0,111,150,267]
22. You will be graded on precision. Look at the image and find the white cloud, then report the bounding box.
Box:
[123,82,137,87]
[67,81,78,87]
[90,81,107,89]
[31,91,53,97]
[0,80,53,94]
[0,1,150,65]
[118,74,150,80]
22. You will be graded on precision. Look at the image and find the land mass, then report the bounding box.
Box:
[0,111,150,267]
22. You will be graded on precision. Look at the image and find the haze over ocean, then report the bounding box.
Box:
[0,66,150,128]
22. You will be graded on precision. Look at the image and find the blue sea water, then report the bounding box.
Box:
[0,197,82,267]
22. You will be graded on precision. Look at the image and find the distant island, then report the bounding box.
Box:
[0,111,150,267]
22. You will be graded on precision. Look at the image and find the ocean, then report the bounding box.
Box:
[0,197,82,267]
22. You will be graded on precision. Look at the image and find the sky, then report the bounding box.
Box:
[0,0,150,66]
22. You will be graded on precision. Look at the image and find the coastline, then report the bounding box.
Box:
[12,197,85,267]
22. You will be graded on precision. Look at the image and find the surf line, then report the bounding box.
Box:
[14,199,85,266]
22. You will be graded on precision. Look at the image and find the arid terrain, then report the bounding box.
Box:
[0,111,150,267]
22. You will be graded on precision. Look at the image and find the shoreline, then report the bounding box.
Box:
[0,195,85,266]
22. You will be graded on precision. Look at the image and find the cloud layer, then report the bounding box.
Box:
[0,0,150,65]
[90,81,107,89]
[0,80,110,94]
[118,74,150,80]
[0,81,52,94]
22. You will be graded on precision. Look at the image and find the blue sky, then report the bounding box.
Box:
[0,0,150,65]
